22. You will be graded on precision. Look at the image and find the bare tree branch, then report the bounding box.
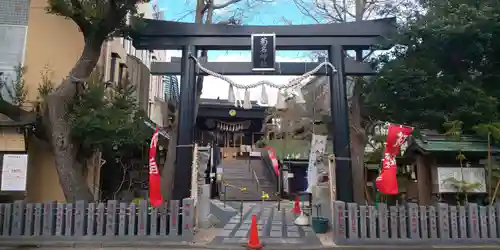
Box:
[281,16,293,25]
[175,9,197,21]
[46,0,92,36]
[213,0,243,10]
[290,0,321,23]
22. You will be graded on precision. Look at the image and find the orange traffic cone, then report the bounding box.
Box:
[291,196,301,214]
[247,215,262,250]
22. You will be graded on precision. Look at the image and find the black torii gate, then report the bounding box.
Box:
[131,18,396,202]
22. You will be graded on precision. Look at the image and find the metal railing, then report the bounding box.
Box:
[247,157,262,195]
[251,167,261,193]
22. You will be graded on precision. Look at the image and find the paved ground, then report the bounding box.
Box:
[209,201,322,247]
[4,245,500,249]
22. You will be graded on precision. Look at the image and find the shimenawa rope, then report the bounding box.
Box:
[189,55,337,109]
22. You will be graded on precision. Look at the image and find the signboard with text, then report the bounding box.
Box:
[1,154,28,191]
[436,167,486,193]
[251,33,276,71]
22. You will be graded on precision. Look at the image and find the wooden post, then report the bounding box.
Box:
[224,132,228,158]
[240,133,243,156]
[232,132,236,159]
[488,132,493,202]
[491,181,500,205]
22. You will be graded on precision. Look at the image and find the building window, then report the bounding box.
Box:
[110,53,119,83]
[148,102,153,117]
[118,63,126,87]
[125,39,131,54]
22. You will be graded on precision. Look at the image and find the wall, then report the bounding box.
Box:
[26,138,65,202]
[136,2,167,119]
[24,0,84,102]
[149,97,168,127]
[126,54,150,111]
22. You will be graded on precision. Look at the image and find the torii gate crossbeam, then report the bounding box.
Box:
[131,18,396,202]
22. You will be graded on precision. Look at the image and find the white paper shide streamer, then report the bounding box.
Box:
[228,85,236,104]
[293,85,306,104]
[275,90,286,110]
[243,89,252,109]
[260,84,268,105]
[216,121,246,132]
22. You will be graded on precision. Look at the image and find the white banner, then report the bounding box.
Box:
[306,134,327,193]
[1,154,28,191]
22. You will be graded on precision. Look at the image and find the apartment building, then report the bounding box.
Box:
[164,75,180,103]
[0,0,168,202]
[133,2,170,127]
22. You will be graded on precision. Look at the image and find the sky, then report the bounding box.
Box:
[156,0,323,106]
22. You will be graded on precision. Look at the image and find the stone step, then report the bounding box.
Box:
[220,157,278,201]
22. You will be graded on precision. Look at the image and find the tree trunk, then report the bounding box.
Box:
[0,99,35,122]
[160,0,207,200]
[350,79,366,203]
[46,40,102,201]
[350,0,367,204]
[161,121,177,201]
[193,0,210,119]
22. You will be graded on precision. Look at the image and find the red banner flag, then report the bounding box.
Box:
[384,124,414,156]
[149,127,163,207]
[375,124,413,195]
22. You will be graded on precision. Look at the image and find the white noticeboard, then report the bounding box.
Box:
[436,167,486,193]
[1,154,29,191]
[306,134,327,193]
